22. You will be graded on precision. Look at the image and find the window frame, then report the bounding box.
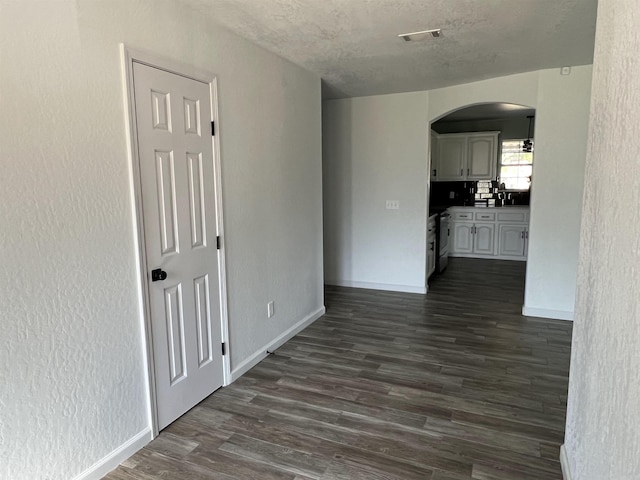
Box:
[499,139,533,192]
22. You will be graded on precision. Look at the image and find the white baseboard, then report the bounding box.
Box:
[449,253,527,262]
[73,428,152,480]
[522,306,574,321]
[325,280,427,295]
[229,306,326,382]
[560,444,573,480]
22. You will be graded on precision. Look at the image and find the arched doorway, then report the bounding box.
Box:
[426,103,536,295]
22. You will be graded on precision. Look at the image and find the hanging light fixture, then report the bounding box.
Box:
[522,115,534,153]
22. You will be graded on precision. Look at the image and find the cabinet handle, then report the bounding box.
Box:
[460,168,463,176]
[433,169,437,176]
[525,230,529,239]
[521,231,525,239]
[467,168,470,176]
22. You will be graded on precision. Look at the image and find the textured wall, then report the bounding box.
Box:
[323,92,429,292]
[564,0,640,478]
[0,1,322,479]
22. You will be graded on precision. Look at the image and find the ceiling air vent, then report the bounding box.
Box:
[398,29,442,42]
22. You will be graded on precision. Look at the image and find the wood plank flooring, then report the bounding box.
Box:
[104,258,572,480]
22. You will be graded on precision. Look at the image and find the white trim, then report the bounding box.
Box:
[229,306,326,382]
[73,429,152,480]
[522,306,574,321]
[449,253,527,262]
[119,44,231,435]
[560,444,573,480]
[121,45,215,83]
[325,280,427,294]
[120,44,158,437]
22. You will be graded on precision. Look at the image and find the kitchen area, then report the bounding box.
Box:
[426,103,535,281]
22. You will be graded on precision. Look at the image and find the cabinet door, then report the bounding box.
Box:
[436,135,466,181]
[467,134,497,180]
[430,131,438,181]
[451,222,473,254]
[498,224,526,257]
[473,223,496,255]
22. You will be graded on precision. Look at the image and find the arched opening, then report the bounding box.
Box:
[426,102,536,293]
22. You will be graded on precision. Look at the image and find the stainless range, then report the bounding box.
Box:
[436,211,450,273]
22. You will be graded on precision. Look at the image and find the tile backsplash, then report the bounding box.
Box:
[430,181,530,208]
[430,181,475,207]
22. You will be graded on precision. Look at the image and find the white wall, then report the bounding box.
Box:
[430,69,592,320]
[323,92,429,293]
[431,69,592,320]
[323,68,592,316]
[563,1,640,478]
[0,1,323,479]
[524,68,592,320]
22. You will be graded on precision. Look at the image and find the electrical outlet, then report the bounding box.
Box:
[267,301,274,318]
[385,200,400,210]
[449,191,455,199]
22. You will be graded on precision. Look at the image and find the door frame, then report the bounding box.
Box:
[120,44,231,437]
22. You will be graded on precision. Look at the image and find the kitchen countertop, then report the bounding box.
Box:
[429,204,529,216]
[447,205,530,209]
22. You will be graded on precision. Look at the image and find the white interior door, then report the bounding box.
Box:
[133,62,224,430]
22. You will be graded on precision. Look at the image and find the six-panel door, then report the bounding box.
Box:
[133,62,224,430]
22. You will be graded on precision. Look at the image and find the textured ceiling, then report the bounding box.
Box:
[180,0,598,99]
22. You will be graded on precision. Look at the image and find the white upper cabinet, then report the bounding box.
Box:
[432,132,499,182]
[467,135,497,180]
[436,135,467,181]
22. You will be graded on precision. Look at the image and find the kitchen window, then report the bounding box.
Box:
[499,140,533,190]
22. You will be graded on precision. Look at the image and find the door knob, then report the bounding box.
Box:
[151,268,167,282]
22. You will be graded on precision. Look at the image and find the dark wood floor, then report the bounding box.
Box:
[104,258,572,479]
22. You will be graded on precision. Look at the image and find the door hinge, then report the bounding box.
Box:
[221,342,226,356]
[216,236,221,250]
[211,121,215,136]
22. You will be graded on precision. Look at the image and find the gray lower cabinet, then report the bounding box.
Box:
[449,207,529,261]
[452,222,495,255]
[498,224,529,258]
